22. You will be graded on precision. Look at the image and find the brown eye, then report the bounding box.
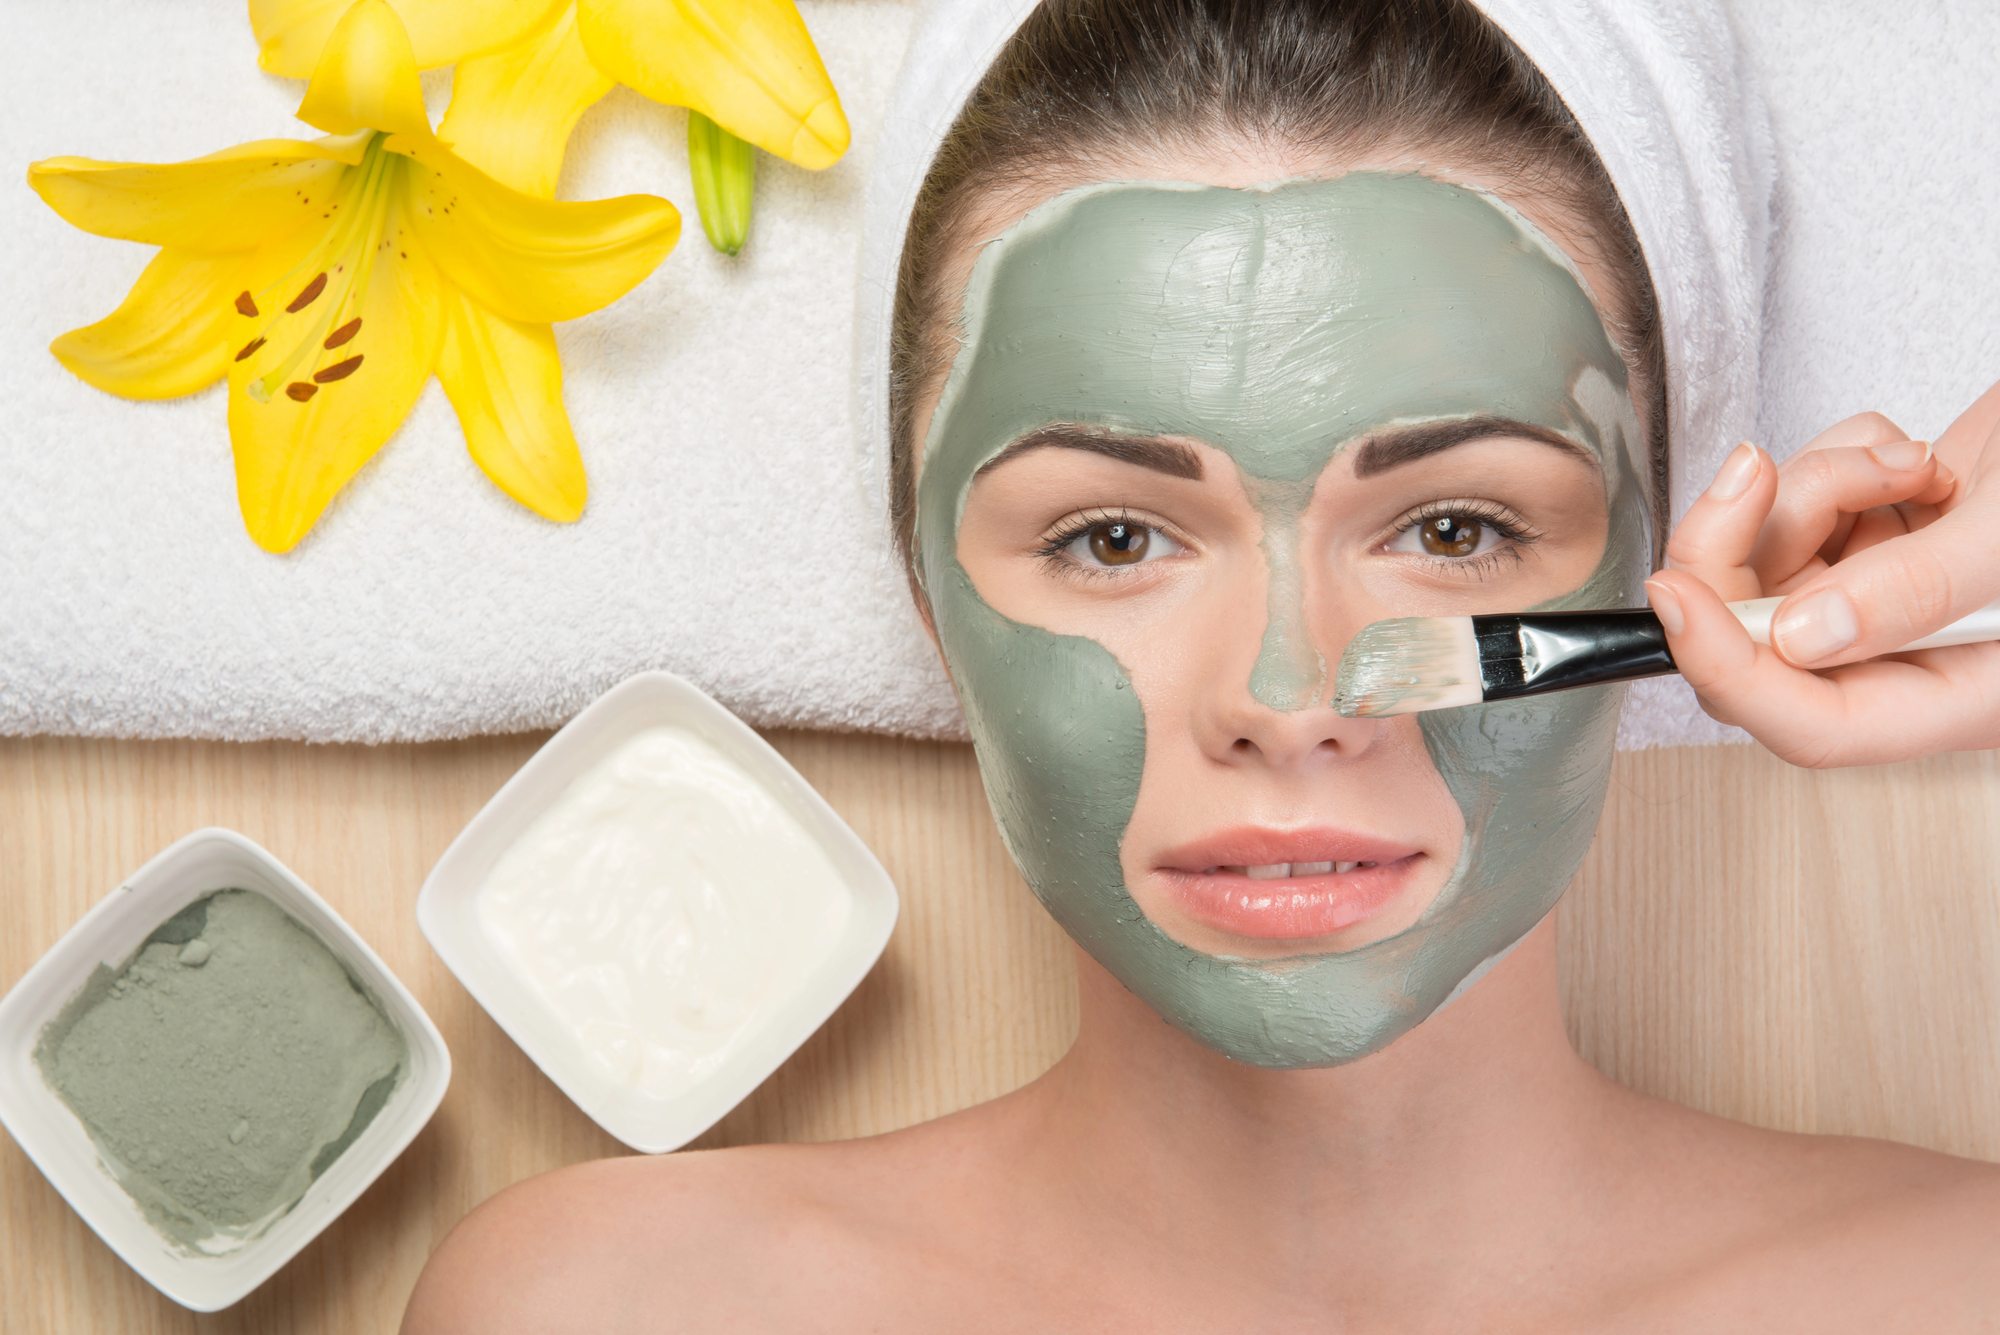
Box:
[1418,514,1484,558]
[1088,522,1150,565]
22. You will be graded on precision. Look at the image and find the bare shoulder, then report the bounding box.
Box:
[1745,1134,2000,1316]
[398,1112,1002,1335]
[1623,1104,2000,1330]
[397,1147,809,1335]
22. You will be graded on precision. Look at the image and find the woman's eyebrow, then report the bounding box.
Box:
[1351,417,1595,476]
[977,426,1204,480]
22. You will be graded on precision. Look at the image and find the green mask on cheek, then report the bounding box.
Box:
[915,175,1650,1067]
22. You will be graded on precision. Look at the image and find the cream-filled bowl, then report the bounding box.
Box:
[417,671,899,1154]
[0,828,451,1312]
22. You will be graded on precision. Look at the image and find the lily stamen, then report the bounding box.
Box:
[245,133,398,404]
[285,272,328,313]
[313,356,363,384]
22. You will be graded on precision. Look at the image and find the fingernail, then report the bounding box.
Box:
[1645,579,1685,637]
[1867,439,1933,471]
[1935,460,1958,489]
[1772,588,1859,665]
[1707,441,1759,500]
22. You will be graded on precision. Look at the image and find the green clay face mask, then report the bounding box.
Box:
[916,174,1649,1067]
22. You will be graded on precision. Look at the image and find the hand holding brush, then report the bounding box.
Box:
[1336,382,2000,768]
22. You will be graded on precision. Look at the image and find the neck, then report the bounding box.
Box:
[1016,919,1623,1276]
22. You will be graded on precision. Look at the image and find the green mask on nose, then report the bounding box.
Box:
[915,174,1649,1066]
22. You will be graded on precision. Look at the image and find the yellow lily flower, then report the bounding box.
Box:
[570,0,848,170]
[254,0,847,200]
[30,0,680,552]
[251,0,565,80]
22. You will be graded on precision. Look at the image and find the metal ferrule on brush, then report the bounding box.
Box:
[1472,609,1678,701]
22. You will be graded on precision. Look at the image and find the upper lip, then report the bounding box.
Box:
[1155,825,1421,875]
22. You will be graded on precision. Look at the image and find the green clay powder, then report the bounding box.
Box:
[34,889,407,1253]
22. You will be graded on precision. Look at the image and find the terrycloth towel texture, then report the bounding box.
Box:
[0,0,958,743]
[2,0,1996,746]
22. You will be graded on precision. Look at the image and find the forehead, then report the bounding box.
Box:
[929,173,1629,485]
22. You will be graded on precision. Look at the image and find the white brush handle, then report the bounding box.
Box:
[1727,596,2000,653]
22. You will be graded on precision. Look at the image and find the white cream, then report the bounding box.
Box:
[475,725,853,1103]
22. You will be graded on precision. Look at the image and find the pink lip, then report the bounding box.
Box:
[1154,826,1424,942]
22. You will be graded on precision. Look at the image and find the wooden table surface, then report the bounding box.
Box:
[4,733,1998,1332]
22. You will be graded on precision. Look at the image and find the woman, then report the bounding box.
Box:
[404,0,2000,1326]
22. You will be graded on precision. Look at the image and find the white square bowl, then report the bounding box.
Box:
[417,670,899,1154]
[0,827,451,1312]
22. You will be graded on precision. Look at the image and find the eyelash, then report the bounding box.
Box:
[1032,499,1542,582]
[1390,499,1544,580]
[1034,507,1186,578]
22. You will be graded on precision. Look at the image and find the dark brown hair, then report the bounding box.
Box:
[889,0,1671,571]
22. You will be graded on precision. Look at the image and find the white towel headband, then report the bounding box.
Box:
[852,0,1774,746]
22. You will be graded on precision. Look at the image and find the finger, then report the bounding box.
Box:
[1737,645,2000,767]
[1778,412,1949,542]
[1663,441,1776,601]
[1767,500,2000,668]
[1747,440,1942,586]
[1646,569,1844,754]
[1910,468,1958,508]
[1838,503,1925,559]
[1799,461,1957,563]
[1933,377,2000,487]
[1793,410,1912,455]
[1649,569,2000,766]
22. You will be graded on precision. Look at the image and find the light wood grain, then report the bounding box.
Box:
[3,734,1997,1332]
[1560,744,2000,1159]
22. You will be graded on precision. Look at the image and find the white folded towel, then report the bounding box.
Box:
[0,0,959,744]
[2,0,1994,748]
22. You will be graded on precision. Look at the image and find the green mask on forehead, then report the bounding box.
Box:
[915,174,1650,1067]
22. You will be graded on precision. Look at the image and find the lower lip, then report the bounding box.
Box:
[1160,858,1420,941]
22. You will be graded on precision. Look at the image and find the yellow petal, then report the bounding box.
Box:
[254,0,565,79]
[228,210,445,552]
[51,249,244,400]
[391,139,678,324]
[438,3,614,198]
[575,0,848,170]
[437,295,586,520]
[27,138,362,254]
[295,0,435,141]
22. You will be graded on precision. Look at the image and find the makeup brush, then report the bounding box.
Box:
[1331,596,2000,718]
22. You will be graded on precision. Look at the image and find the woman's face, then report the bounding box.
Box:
[912,159,1651,1067]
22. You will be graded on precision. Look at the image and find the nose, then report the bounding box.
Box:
[1193,678,1387,768]
[1189,501,1391,766]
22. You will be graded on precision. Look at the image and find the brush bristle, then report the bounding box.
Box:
[1332,616,1483,717]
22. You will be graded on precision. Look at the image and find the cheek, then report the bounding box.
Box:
[1072,569,1268,700]
[962,527,1274,694]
